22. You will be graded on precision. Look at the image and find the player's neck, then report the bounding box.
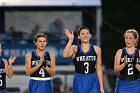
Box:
[81,43,90,52]
[81,43,90,48]
[126,47,135,54]
[36,49,44,55]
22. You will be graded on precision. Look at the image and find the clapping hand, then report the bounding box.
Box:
[42,59,47,67]
[131,53,137,65]
[124,55,128,65]
[8,56,16,64]
[2,56,16,67]
[39,54,44,65]
[0,44,2,55]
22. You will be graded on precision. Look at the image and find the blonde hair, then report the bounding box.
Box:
[124,29,139,47]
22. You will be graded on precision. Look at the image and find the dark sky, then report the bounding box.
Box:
[102,0,140,31]
[101,0,140,68]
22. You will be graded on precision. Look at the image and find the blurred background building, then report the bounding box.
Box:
[0,0,140,93]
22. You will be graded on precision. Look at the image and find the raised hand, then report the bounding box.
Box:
[8,56,16,64]
[64,29,74,40]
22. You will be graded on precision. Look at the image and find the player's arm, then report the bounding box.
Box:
[44,52,55,76]
[7,56,16,78]
[3,56,16,79]
[135,50,140,72]
[94,46,104,93]
[25,52,42,76]
[2,59,9,78]
[0,44,15,79]
[114,49,128,73]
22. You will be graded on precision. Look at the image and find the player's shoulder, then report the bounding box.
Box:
[136,48,140,54]
[136,48,140,51]
[116,49,123,55]
[26,52,32,57]
[49,52,55,57]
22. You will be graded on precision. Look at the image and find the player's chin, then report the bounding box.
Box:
[39,48,45,51]
[82,40,89,43]
[126,45,132,48]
